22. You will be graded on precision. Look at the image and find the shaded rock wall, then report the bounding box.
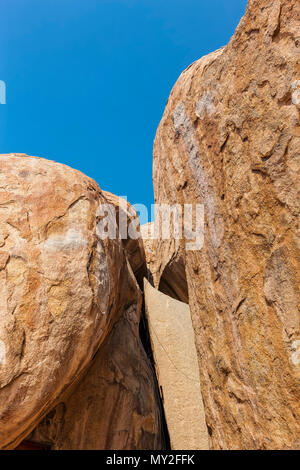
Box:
[144,280,208,450]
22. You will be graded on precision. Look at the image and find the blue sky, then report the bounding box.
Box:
[0,0,247,215]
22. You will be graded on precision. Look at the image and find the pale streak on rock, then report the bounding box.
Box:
[42,229,88,251]
[195,92,215,119]
[291,80,300,106]
[0,341,5,365]
[291,341,300,366]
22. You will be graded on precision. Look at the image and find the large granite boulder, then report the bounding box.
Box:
[0,154,163,450]
[152,0,300,449]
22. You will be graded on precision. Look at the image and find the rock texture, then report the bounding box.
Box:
[141,223,188,304]
[28,263,162,450]
[0,154,163,450]
[103,191,147,288]
[153,0,300,449]
[144,280,209,450]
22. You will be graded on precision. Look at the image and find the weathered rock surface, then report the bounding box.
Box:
[0,154,163,450]
[153,0,300,449]
[144,280,209,450]
[141,223,188,303]
[29,263,163,450]
[103,191,147,288]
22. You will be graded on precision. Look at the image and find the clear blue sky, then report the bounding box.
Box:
[0,0,247,213]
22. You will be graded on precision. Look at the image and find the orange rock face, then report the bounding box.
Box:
[103,191,147,288]
[0,154,163,450]
[153,0,300,449]
[29,258,163,450]
[141,222,188,304]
